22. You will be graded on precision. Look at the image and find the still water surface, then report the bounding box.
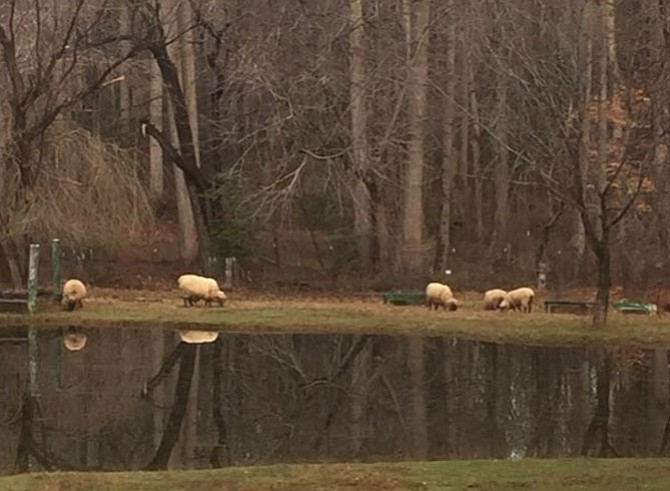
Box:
[0,326,667,473]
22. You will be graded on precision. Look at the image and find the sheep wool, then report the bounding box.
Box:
[178,274,227,307]
[426,282,459,311]
[500,287,535,313]
[61,279,87,311]
[483,289,507,310]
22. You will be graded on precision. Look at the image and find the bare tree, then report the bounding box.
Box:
[0,0,150,287]
[433,0,458,274]
[348,0,373,272]
[401,0,430,280]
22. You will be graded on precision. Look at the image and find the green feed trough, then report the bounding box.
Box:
[613,300,658,315]
[382,292,427,306]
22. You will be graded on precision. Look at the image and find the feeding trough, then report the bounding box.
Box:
[613,300,658,316]
[382,292,426,306]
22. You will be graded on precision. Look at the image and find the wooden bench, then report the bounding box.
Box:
[544,300,595,314]
[0,298,29,313]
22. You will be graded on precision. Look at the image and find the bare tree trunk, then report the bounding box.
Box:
[349,0,373,272]
[492,63,510,258]
[149,54,164,200]
[592,0,612,327]
[169,105,200,262]
[401,0,430,280]
[458,28,470,235]
[574,6,594,287]
[604,0,619,86]
[179,1,201,170]
[433,0,457,274]
[166,0,199,263]
[119,4,132,139]
[469,65,484,241]
[645,0,670,260]
[0,237,24,289]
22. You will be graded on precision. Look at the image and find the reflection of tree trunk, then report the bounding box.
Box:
[486,343,508,458]
[529,349,558,457]
[407,336,428,459]
[350,341,372,456]
[147,343,197,470]
[178,345,200,467]
[649,350,669,455]
[210,336,232,467]
[15,393,52,472]
[15,393,33,472]
[313,336,373,453]
[581,352,618,457]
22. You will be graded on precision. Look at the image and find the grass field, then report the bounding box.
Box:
[0,288,668,348]
[3,459,670,490]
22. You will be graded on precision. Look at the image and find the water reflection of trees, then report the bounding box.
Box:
[3,330,670,472]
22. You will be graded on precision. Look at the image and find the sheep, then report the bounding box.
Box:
[61,278,87,311]
[177,329,220,344]
[426,282,459,311]
[499,287,535,313]
[177,274,227,307]
[64,332,87,351]
[483,289,507,310]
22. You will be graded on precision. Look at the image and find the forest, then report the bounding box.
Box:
[5,1,670,482]
[0,0,667,324]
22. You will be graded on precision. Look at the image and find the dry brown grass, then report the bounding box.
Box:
[1,287,669,349]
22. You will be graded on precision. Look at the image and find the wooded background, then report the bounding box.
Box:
[0,0,667,299]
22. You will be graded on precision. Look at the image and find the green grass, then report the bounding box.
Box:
[3,459,670,490]
[1,293,669,348]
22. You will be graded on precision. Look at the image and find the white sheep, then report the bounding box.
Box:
[426,282,459,311]
[177,274,227,307]
[483,289,507,310]
[499,287,535,313]
[61,278,87,311]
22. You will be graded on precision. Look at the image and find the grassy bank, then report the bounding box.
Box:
[3,459,670,490]
[0,289,668,348]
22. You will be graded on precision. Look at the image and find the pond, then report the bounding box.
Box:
[0,326,668,473]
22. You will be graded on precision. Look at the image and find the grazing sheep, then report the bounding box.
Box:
[61,279,87,311]
[483,289,507,310]
[426,282,459,311]
[178,274,227,307]
[499,287,535,313]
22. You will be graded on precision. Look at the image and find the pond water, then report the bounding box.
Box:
[0,326,668,473]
